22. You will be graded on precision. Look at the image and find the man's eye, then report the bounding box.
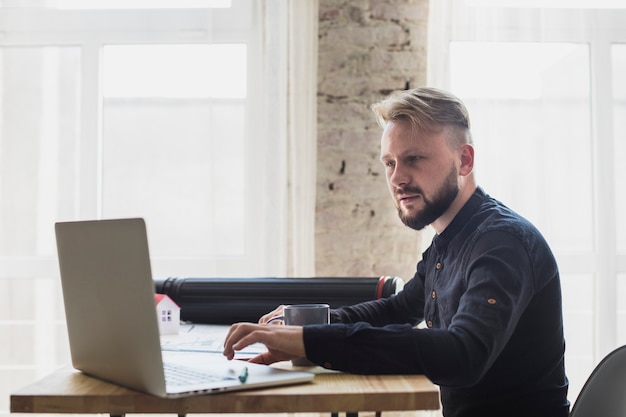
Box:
[385,161,395,168]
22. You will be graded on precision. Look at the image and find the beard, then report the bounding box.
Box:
[396,165,459,231]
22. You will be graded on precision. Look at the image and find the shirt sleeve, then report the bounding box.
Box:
[303,230,538,387]
[329,271,426,326]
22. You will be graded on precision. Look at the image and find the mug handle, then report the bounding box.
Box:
[266,315,285,325]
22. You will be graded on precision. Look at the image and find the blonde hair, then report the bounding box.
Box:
[371,87,473,146]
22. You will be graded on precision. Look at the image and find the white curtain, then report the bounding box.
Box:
[287,1,318,277]
[263,0,318,277]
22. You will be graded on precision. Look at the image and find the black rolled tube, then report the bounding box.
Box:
[154,276,404,324]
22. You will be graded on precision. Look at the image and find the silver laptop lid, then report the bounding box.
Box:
[55,218,168,396]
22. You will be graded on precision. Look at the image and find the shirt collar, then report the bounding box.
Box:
[432,186,486,249]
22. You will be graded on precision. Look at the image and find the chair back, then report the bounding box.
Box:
[570,345,626,417]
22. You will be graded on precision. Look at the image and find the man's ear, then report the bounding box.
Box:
[459,143,475,176]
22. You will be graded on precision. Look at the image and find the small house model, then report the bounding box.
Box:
[154,294,181,335]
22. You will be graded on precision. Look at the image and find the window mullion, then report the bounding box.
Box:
[78,41,103,219]
[589,10,618,360]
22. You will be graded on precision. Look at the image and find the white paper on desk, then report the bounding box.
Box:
[160,324,266,358]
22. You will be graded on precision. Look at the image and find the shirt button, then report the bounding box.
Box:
[427,320,433,327]
[436,262,442,270]
[431,291,437,299]
[323,362,333,369]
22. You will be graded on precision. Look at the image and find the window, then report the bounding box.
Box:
[0,2,287,274]
[101,44,248,259]
[0,1,321,412]
[429,2,626,401]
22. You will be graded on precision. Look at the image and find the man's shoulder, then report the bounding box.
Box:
[468,191,550,247]
[467,201,557,277]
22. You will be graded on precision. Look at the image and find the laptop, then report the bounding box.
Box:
[55,218,314,398]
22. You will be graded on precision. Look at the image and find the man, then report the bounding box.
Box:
[223,87,569,417]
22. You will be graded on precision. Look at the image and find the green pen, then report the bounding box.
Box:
[238,366,249,383]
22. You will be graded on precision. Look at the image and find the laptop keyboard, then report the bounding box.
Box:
[164,362,235,387]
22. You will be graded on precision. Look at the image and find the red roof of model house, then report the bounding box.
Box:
[154,294,180,308]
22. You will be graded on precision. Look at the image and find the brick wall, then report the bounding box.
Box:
[315,0,430,280]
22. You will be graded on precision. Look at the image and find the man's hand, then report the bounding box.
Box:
[223,322,306,365]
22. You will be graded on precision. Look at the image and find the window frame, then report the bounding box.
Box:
[0,2,289,277]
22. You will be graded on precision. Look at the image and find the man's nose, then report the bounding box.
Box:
[389,163,410,188]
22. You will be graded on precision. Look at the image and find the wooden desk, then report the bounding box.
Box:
[11,366,440,416]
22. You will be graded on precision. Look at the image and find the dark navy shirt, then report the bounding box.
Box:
[303,188,569,417]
